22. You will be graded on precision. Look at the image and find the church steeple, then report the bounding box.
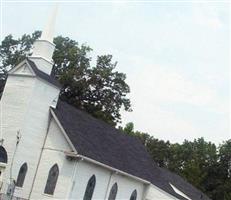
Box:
[29,5,58,75]
[41,4,58,43]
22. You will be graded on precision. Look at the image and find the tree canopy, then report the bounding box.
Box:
[120,122,231,200]
[0,31,131,126]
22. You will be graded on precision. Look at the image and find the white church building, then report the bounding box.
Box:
[0,8,210,200]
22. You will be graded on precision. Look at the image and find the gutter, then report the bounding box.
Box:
[65,153,186,200]
[64,151,150,185]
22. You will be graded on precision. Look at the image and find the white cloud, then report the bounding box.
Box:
[122,105,198,142]
[127,60,220,108]
[121,57,229,143]
[191,4,224,30]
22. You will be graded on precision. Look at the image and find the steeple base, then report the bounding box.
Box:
[28,56,54,75]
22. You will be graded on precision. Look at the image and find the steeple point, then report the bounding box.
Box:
[41,4,59,43]
[29,5,59,75]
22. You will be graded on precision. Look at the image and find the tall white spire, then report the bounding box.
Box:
[30,5,59,75]
[41,4,59,43]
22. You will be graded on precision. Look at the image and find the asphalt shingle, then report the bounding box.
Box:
[53,100,211,200]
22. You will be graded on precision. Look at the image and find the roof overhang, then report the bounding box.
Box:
[64,151,151,185]
[51,107,151,184]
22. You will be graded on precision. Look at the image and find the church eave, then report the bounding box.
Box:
[49,108,77,154]
[8,74,36,78]
[64,151,151,185]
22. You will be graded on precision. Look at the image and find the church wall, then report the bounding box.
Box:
[144,184,178,200]
[0,74,60,199]
[43,118,72,152]
[29,118,111,200]
[29,118,147,200]
[105,172,146,200]
[69,160,112,200]
[13,79,60,199]
[0,74,36,194]
[1,75,36,157]
[68,160,147,200]
[29,150,74,200]
[30,118,74,199]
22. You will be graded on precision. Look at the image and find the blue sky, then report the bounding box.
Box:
[1,1,230,144]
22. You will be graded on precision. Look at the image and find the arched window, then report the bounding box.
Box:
[44,164,59,195]
[0,146,7,163]
[130,190,137,200]
[83,175,96,200]
[16,163,28,187]
[108,182,118,200]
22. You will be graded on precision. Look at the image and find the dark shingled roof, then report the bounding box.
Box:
[27,59,61,88]
[53,100,211,200]
[160,168,211,200]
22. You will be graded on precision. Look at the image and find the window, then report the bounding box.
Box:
[130,190,137,200]
[108,182,118,200]
[83,175,96,200]
[16,163,28,187]
[0,146,7,163]
[44,164,59,195]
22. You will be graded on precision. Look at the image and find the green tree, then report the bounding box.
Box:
[0,31,42,94]
[121,122,171,167]
[59,53,131,125]
[146,138,171,168]
[217,140,231,200]
[121,123,231,200]
[168,138,218,196]
[122,122,135,136]
[0,31,131,125]
[0,31,41,70]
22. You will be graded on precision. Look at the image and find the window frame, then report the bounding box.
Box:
[130,189,137,200]
[83,174,96,200]
[15,162,28,188]
[44,164,59,195]
[108,182,118,200]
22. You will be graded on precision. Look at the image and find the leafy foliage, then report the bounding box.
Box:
[0,31,41,70]
[0,31,131,125]
[0,31,42,93]
[121,122,231,200]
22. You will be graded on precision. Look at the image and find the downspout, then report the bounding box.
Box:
[65,159,79,199]
[141,184,149,200]
[28,112,52,199]
[7,131,21,200]
[9,131,21,184]
[104,171,113,200]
